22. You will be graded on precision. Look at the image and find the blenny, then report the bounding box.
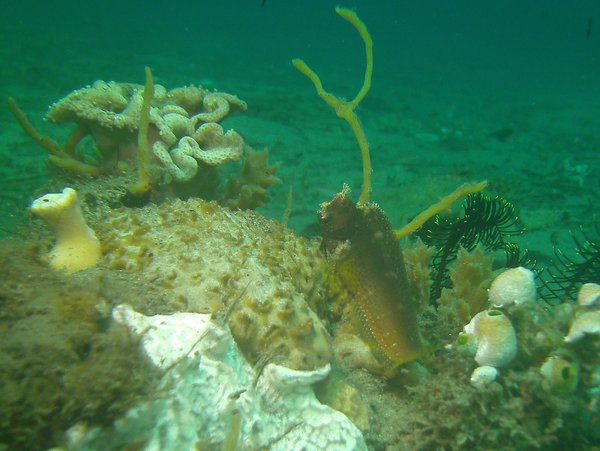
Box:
[319,186,421,373]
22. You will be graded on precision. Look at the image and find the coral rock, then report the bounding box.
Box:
[70,304,366,451]
[97,197,331,370]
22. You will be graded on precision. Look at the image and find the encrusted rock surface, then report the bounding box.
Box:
[68,305,366,451]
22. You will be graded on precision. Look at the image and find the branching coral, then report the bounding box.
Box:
[7,98,102,176]
[129,66,155,195]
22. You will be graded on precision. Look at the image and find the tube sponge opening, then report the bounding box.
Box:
[463,309,517,368]
[30,187,101,273]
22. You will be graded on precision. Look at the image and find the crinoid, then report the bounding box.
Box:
[415,192,532,302]
[543,225,600,302]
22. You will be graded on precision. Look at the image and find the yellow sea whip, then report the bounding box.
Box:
[293,7,372,207]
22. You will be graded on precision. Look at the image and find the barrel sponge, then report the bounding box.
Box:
[488,266,536,308]
[577,283,600,307]
[463,309,517,367]
[30,187,101,273]
[564,310,600,343]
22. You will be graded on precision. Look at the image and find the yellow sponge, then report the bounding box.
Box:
[30,187,101,273]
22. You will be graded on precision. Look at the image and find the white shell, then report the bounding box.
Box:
[488,267,536,307]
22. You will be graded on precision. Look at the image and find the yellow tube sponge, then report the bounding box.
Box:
[30,187,101,273]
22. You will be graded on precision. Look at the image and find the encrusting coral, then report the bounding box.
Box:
[97,196,332,371]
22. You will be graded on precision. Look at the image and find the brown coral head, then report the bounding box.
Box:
[318,185,360,243]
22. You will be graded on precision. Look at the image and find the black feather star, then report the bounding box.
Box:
[415,192,531,302]
[543,226,600,302]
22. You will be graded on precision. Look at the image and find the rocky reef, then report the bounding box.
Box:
[2,184,599,449]
[2,6,599,451]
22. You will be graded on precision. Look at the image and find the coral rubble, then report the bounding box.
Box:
[67,304,366,450]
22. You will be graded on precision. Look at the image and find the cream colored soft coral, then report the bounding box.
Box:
[30,187,101,273]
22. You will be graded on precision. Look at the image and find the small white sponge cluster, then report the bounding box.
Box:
[458,267,536,388]
[539,283,600,393]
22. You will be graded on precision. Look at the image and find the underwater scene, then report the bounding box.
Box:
[1,0,600,449]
